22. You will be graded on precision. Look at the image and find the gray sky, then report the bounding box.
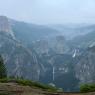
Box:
[0,0,95,24]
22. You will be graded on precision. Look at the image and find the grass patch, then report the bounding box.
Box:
[15,79,59,92]
[0,93,10,95]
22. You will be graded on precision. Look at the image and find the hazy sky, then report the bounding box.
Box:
[0,0,95,24]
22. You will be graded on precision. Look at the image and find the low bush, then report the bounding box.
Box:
[0,78,10,83]
[80,84,95,93]
[16,79,58,92]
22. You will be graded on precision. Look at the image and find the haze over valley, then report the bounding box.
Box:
[0,0,95,94]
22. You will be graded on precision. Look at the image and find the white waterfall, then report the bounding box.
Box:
[53,66,55,81]
[72,49,77,58]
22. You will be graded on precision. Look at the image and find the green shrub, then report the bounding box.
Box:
[0,93,10,95]
[80,84,95,93]
[0,78,10,83]
[16,79,58,92]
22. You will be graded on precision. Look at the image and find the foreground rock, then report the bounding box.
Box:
[0,83,46,95]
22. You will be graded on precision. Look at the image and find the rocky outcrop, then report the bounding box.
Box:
[0,16,11,32]
[0,16,15,39]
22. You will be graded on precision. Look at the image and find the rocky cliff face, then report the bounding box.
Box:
[0,16,11,32]
[0,16,15,39]
[75,46,95,84]
[0,32,40,80]
[0,16,41,80]
[31,35,69,55]
[31,34,95,91]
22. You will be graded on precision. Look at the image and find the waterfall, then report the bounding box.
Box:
[53,66,55,81]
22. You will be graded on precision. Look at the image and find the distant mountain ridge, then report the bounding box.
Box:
[48,24,95,39]
[10,20,59,45]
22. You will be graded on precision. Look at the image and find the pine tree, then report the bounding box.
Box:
[0,55,7,78]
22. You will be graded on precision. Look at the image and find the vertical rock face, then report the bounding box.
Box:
[32,40,49,55]
[75,46,95,83]
[54,35,69,54]
[55,36,65,54]
[0,16,15,38]
[0,16,11,32]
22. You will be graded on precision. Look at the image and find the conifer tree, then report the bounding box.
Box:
[0,55,7,78]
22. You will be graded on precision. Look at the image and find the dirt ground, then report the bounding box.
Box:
[0,83,45,95]
[47,92,95,95]
[0,83,95,95]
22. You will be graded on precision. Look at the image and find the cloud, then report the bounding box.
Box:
[0,0,95,24]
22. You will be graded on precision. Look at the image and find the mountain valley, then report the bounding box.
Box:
[0,16,95,92]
